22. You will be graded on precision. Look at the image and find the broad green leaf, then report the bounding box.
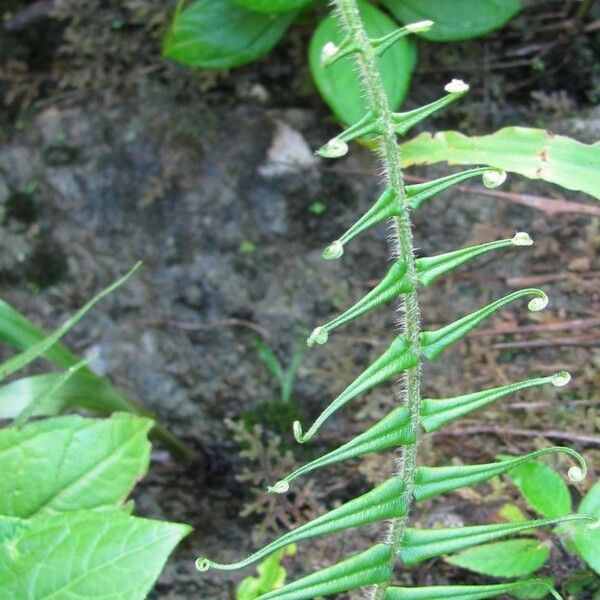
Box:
[444,539,550,578]
[572,480,600,574]
[0,414,152,518]
[234,0,312,13]
[508,461,571,518]
[309,0,415,124]
[382,0,521,42]
[163,0,297,69]
[386,580,560,600]
[197,478,406,572]
[400,127,600,201]
[236,545,296,600]
[0,262,140,383]
[258,544,392,600]
[0,298,191,461]
[0,511,191,599]
[0,372,134,419]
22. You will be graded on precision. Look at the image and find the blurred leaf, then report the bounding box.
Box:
[572,480,600,574]
[499,503,528,523]
[382,0,521,42]
[234,0,312,13]
[163,0,297,69]
[0,510,191,599]
[0,414,152,518]
[253,337,284,386]
[511,577,556,599]
[444,539,550,578]
[237,545,296,600]
[0,372,140,419]
[400,127,600,200]
[309,0,415,124]
[508,461,571,518]
[0,263,140,383]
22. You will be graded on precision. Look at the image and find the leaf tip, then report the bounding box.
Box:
[307,326,328,347]
[512,231,533,246]
[322,240,344,260]
[527,293,548,312]
[267,480,290,494]
[317,138,348,159]
[321,41,339,66]
[483,169,507,189]
[568,465,585,483]
[293,420,306,443]
[406,20,434,33]
[444,78,469,94]
[551,371,571,387]
[195,557,211,572]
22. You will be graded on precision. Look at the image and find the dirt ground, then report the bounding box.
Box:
[1,1,599,598]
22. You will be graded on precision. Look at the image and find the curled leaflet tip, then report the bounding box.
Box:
[195,558,211,572]
[293,420,306,443]
[528,293,548,312]
[551,371,571,387]
[512,231,533,246]
[322,240,344,260]
[317,138,348,159]
[444,79,469,94]
[482,169,507,189]
[307,326,328,347]
[268,480,289,494]
[406,20,434,33]
[321,41,339,64]
[568,466,585,482]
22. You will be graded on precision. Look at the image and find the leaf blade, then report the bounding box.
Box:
[0,414,153,518]
[400,127,600,200]
[444,539,549,578]
[163,0,297,69]
[382,0,521,42]
[0,511,191,599]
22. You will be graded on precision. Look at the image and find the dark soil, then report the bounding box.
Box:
[1,1,599,598]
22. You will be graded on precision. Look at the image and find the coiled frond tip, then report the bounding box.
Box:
[322,240,344,260]
[512,231,533,246]
[307,326,328,347]
[482,169,507,189]
[551,371,571,387]
[405,20,434,33]
[195,558,211,572]
[293,420,306,443]
[318,138,348,159]
[267,480,290,494]
[527,293,548,311]
[321,41,339,65]
[444,79,469,94]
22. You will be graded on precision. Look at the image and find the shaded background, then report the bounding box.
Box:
[1,1,599,597]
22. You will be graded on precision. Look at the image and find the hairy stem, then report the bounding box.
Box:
[332,1,422,597]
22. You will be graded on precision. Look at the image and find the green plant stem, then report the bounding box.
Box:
[332,1,422,597]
